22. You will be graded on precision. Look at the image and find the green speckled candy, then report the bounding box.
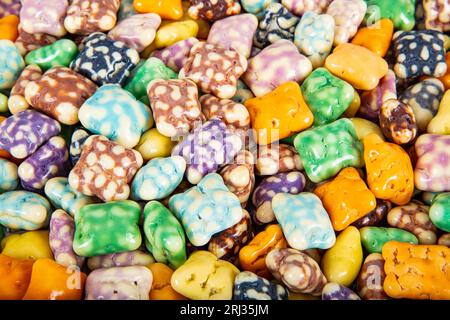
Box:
[301,68,354,126]
[73,200,142,257]
[360,226,418,253]
[364,0,416,31]
[143,201,186,269]
[124,57,177,105]
[429,193,450,232]
[25,39,78,71]
[293,119,364,183]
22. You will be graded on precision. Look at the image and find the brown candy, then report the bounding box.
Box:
[379,99,418,145]
[357,253,389,300]
[14,26,58,56]
[387,201,437,244]
[352,199,391,228]
[438,233,450,247]
[24,67,98,125]
[255,143,302,176]
[188,0,241,21]
[8,65,43,115]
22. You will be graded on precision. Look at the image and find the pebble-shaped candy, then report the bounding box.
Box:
[108,13,161,53]
[272,192,336,250]
[427,87,450,134]
[0,0,21,18]
[351,18,393,58]
[301,68,354,126]
[414,134,450,192]
[0,15,19,42]
[379,99,418,145]
[1,230,52,260]
[283,0,332,15]
[0,110,61,159]
[266,248,327,296]
[294,12,335,68]
[243,39,312,97]
[25,39,78,71]
[256,143,302,176]
[143,201,187,269]
[294,119,364,183]
[252,171,305,224]
[422,0,450,32]
[18,136,69,191]
[171,120,242,185]
[253,3,299,49]
[148,263,187,300]
[352,199,391,228]
[365,0,416,31]
[188,0,241,21]
[49,209,84,268]
[240,0,277,16]
[69,128,91,166]
[438,233,450,247]
[364,133,414,205]
[0,158,18,192]
[326,0,366,46]
[79,85,152,149]
[14,26,58,56]
[132,156,186,201]
[8,65,42,115]
[429,193,450,232]
[87,250,154,270]
[155,20,199,49]
[118,0,136,20]
[360,226,419,253]
[133,0,183,20]
[169,173,244,247]
[0,191,50,230]
[350,117,385,142]
[135,128,176,162]
[73,200,142,257]
[392,30,447,79]
[322,283,360,300]
[44,177,97,217]
[207,14,257,58]
[234,271,288,300]
[85,266,152,300]
[151,37,199,73]
[64,0,121,35]
[357,253,389,300]
[20,0,68,37]
[0,254,34,300]
[0,93,7,113]
[148,78,203,138]
[25,67,97,125]
[70,32,140,87]
[0,39,24,90]
[69,135,143,202]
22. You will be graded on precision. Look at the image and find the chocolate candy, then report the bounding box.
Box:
[234,271,288,300]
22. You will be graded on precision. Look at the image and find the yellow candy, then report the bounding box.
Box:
[321,226,363,287]
[135,128,176,161]
[171,251,239,300]
[1,231,53,260]
[427,89,450,135]
[350,117,385,141]
[343,90,361,118]
[155,20,198,48]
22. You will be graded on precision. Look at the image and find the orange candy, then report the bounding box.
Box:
[351,19,394,57]
[239,224,287,279]
[244,82,314,145]
[22,259,86,300]
[133,0,183,20]
[438,52,450,90]
[0,254,35,300]
[363,133,414,205]
[315,167,376,231]
[147,263,187,300]
[0,15,19,41]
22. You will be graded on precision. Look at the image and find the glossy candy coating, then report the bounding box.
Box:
[0,39,24,90]
[234,271,288,300]
[360,226,419,253]
[357,253,389,300]
[0,254,34,300]
[25,40,78,71]
[322,283,360,300]
[427,88,450,134]
[429,193,450,232]
[0,158,18,192]
[151,37,199,73]
[1,230,53,260]
[364,0,416,31]
[87,250,154,270]
[8,65,42,115]
[20,0,68,37]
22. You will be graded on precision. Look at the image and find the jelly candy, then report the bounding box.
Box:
[421,0,450,32]
[20,0,68,37]
[350,117,385,141]
[25,39,78,71]
[118,0,137,21]
[0,39,24,90]
[69,128,91,166]
[133,0,183,20]
[352,199,392,228]
[360,226,419,253]
[240,0,277,17]
[429,193,450,232]
[0,0,21,18]
[233,271,288,300]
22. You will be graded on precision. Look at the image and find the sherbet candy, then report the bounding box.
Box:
[14,27,58,56]
[282,0,332,15]
[0,39,24,90]
[85,266,152,300]
[151,38,199,73]
[18,136,69,191]
[233,271,288,300]
[365,0,416,31]
[322,283,360,300]
[87,250,154,270]
[25,39,78,71]
[79,85,152,149]
[252,171,306,224]
[8,65,42,115]
[427,86,450,134]
[70,32,140,86]
[360,226,418,253]
[168,173,244,247]
[429,193,450,232]
[414,134,450,192]
[0,0,21,18]
[188,0,241,21]
[143,201,186,269]
[0,191,50,230]
[301,67,354,126]
[69,128,91,165]
[0,158,18,192]
[20,0,68,37]
[294,12,335,68]
[207,14,257,58]
[293,119,364,183]
[256,143,302,176]
[243,39,312,97]
[108,13,161,52]
[49,209,84,268]
[272,192,336,250]
[73,200,142,257]
[357,253,389,300]
[1,230,52,260]
[171,251,240,300]
[326,0,366,45]
[171,119,242,185]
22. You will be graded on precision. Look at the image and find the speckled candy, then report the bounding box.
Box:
[151,38,199,73]
[20,0,68,37]
[360,226,419,253]
[8,65,43,115]
[322,283,360,300]
[379,99,418,145]
[0,39,24,90]
[87,250,154,270]
[326,0,366,46]
[234,271,288,300]
[240,0,277,17]
[69,128,91,165]
[25,39,78,71]
[14,27,58,56]
[0,0,21,18]
[283,0,332,15]
[0,158,18,192]
[255,143,302,176]
[429,193,450,232]
[365,0,416,31]
[188,0,241,21]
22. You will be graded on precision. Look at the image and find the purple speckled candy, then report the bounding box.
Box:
[87,250,155,270]
[252,171,306,224]
[0,0,21,18]
[171,119,242,185]
[85,266,153,300]
[0,110,61,159]
[322,282,361,300]
[151,37,199,73]
[49,209,84,268]
[18,136,69,191]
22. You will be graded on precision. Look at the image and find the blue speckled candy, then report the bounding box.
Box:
[322,282,360,300]
[0,158,18,192]
[131,156,186,201]
[234,271,288,300]
[241,0,279,18]
[0,190,51,230]
[78,84,152,149]
[70,32,140,86]
[44,177,97,217]
[168,173,244,247]
[272,192,336,250]
[0,39,25,89]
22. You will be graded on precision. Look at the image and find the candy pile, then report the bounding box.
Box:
[0,0,450,301]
